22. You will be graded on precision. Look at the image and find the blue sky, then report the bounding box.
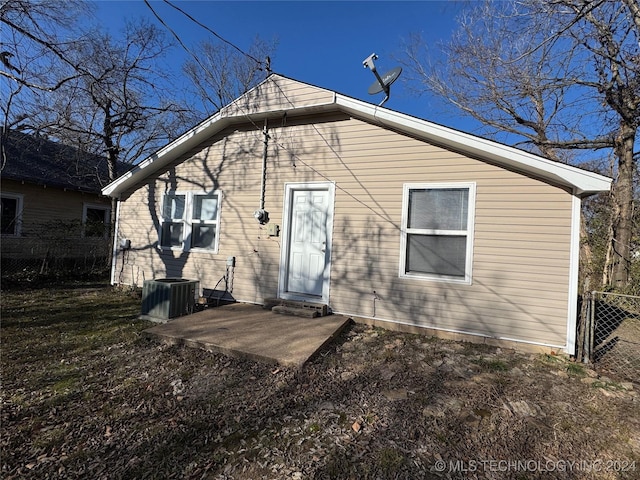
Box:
[94,1,475,132]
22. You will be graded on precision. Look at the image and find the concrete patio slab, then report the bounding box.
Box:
[143,303,352,367]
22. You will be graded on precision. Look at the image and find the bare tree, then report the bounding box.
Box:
[0,0,91,169]
[400,0,639,290]
[28,21,194,176]
[183,36,278,115]
[0,0,91,92]
[554,0,640,289]
[2,2,197,263]
[2,0,280,279]
[2,2,195,172]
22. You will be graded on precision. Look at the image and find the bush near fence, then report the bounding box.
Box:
[1,220,111,286]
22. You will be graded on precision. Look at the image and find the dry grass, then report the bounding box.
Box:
[1,285,639,479]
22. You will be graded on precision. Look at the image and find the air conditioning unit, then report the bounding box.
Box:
[141,278,199,321]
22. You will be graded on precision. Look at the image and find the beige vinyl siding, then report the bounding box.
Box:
[116,113,574,349]
[1,179,111,260]
[1,179,110,235]
[221,76,334,117]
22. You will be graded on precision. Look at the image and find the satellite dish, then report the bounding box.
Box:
[362,53,402,106]
[368,66,402,95]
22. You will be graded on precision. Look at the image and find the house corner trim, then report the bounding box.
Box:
[566,193,582,355]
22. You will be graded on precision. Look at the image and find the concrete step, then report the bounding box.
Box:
[272,305,319,318]
[265,297,329,317]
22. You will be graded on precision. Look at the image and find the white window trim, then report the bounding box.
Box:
[82,203,111,238]
[399,182,476,285]
[159,190,222,253]
[1,192,24,237]
[160,191,188,251]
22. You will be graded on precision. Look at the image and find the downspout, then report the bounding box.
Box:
[109,197,121,285]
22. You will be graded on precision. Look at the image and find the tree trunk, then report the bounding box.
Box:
[603,123,636,289]
[579,214,594,290]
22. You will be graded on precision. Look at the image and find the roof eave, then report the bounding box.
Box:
[102,102,337,198]
[335,95,612,197]
[102,83,612,198]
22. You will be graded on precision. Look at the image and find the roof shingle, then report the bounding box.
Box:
[1,131,114,194]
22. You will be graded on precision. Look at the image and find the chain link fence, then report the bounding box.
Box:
[1,221,112,286]
[579,291,640,383]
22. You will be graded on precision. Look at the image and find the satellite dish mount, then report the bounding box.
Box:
[363,53,402,107]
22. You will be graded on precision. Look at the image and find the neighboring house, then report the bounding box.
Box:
[1,131,113,273]
[102,74,611,354]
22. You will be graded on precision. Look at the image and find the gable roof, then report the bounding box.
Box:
[102,74,611,198]
[2,130,113,194]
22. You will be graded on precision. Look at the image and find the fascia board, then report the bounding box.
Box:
[102,103,337,198]
[102,111,229,197]
[335,95,611,197]
[102,87,612,198]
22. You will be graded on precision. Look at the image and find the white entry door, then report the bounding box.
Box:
[280,183,334,301]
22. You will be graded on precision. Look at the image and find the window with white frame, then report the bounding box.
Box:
[161,193,187,248]
[160,191,221,252]
[1,193,23,236]
[400,183,476,284]
[83,203,111,238]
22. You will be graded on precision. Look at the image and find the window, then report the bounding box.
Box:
[191,194,219,249]
[1,193,23,236]
[83,204,110,238]
[160,191,221,252]
[400,183,475,284]
[161,194,186,248]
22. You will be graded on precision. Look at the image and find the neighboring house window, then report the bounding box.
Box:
[1,193,23,236]
[160,191,221,252]
[83,204,111,238]
[399,183,476,284]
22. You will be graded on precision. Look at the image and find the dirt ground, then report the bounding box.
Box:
[1,285,638,479]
